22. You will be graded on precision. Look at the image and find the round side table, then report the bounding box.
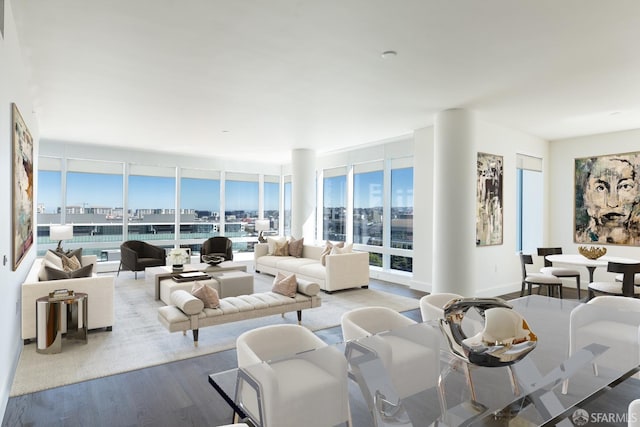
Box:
[36,292,88,354]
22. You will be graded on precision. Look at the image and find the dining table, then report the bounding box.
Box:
[208,295,640,426]
[545,254,639,283]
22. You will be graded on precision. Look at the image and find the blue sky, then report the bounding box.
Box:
[38,168,412,213]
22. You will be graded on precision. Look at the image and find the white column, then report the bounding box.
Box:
[291,149,316,241]
[432,109,476,295]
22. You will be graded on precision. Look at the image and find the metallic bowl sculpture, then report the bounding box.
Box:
[578,245,607,260]
[440,297,537,367]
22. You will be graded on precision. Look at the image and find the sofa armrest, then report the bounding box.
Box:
[325,252,370,290]
[254,243,269,260]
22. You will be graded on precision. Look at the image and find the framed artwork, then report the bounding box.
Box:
[476,152,503,246]
[12,103,34,270]
[0,0,4,39]
[575,151,640,246]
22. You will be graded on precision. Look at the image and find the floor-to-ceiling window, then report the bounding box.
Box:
[264,175,280,235]
[128,165,176,247]
[225,172,259,252]
[36,157,62,255]
[180,169,221,256]
[516,154,543,254]
[65,159,124,259]
[283,177,292,236]
[323,167,347,241]
[390,159,413,272]
[353,161,383,267]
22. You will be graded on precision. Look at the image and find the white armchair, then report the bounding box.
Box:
[235,324,350,427]
[563,296,640,394]
[419,293,463,323]
[629,399,640,427]
[341,306,440,400]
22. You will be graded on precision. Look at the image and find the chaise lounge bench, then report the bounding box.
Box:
[157,278,322,346]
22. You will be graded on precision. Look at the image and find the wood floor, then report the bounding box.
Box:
[2,281,637,427]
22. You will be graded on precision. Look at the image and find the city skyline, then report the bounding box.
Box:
[37,168,413,214]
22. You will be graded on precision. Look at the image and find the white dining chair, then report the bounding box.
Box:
[341,306,440,400]
[629,399,640,427]
[588,262,640,299]
[562,296,640,394]
[537,247,582,299]
[235,324,351,427]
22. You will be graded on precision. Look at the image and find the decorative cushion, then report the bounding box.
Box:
[171,290,204,315]
[50,248,83,265]
[45,263,93,281]
[272,272,298,298]
[297,280,320,296]
[61,255,82,272]
[288,236,304,257]
[330,243,353,255]
[273,240,289,256]
[266,236,286,255]
[191,281,220,308]
[38,251,65,281]
[321,241,344,266]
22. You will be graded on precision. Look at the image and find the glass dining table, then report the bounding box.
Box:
[208,295,640,426]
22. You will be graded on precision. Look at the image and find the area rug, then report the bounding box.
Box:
[10,272,419,396]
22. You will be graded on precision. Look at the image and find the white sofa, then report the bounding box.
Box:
[253,242,370,292]
[21,255,115,343]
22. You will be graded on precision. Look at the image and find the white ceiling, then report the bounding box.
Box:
[11,0,640,164]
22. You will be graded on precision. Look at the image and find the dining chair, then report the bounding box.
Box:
[235,324,351,427]
[519,253,564,298]
[419,292,483,336]
[419,292,463,323]
[341,306,440,425]
[537,247,582,300]
[563,296,640,394]
[588,262,640,299]
[629,399,640,427]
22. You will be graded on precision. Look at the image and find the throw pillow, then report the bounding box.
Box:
[191,282,220,309]
[288,237,304,258]
[321,241,345,266]
[61,255,82,272]
[50,248,83,266]
[273,240,289,256]
[272,272,297,298]
[330,243,353,255]
[45,263,93,280]
[38,250,65,281]
[266,236,286,255]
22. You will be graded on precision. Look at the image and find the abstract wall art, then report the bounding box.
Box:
[575,151,640,246]
[12,103,34,270]
[476,152,503,246]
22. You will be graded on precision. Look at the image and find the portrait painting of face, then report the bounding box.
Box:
[575,152,640,245]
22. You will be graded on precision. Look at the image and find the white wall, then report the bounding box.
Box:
[0,1,39,421]
[410,116,549,296]
[473,119,548,296]
[549,129,640,282]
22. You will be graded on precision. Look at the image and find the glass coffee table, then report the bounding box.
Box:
[208,295,640,426]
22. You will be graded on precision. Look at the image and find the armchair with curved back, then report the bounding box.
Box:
[235,324,350,427]
[562,295,640,394]
[118,240,166,279]
[200,236,233,263]
[341,306,440,426]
